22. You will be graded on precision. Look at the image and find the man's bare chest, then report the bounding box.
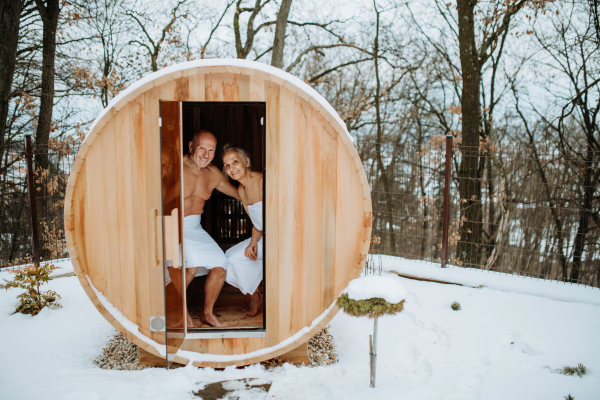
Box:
[184,171,217,201]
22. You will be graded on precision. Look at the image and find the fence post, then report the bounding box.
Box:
[25,135,40,264]
[441,135,453,268]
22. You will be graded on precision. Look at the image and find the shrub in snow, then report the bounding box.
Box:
[451,301,461,311]
[545,364,587,377]
[0,263,61,315]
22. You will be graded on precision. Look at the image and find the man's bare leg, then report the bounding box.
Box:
[201,267,227,327]
[168,266,198,327]
[245,289,263,317]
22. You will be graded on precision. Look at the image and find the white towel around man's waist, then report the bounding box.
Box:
[164,214,227,285]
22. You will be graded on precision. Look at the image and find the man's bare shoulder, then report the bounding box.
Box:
[205,163,225,184]
[206,163,223,176]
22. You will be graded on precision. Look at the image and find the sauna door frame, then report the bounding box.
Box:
[161,100,267,335]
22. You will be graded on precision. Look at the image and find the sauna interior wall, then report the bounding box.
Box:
[67,70,370,357]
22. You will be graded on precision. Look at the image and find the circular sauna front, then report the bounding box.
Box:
[64,59,372,367]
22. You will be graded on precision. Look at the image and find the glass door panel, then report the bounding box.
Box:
[160,100,186,365]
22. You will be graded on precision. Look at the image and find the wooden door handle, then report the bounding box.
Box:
[151,208,159,268]
[171,208,179,267]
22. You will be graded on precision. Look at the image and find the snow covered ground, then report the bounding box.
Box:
[1,257,599,400]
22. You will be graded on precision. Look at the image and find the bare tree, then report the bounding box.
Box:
[125,0,190,72]
[0,0,26,157]
[533,0,600,283]
[270,0,292,68]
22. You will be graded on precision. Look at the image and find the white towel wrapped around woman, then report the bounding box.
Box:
[225,202,263,294]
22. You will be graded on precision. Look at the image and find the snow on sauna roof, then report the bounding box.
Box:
[84,58,354,144]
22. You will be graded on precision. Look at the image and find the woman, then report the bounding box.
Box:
[222,144,263,317]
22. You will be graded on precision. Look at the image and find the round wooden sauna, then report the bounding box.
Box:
[64,59,372,367]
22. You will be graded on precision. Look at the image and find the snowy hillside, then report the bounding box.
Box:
[0,257,599,400]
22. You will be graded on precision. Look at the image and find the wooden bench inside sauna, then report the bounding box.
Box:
[64,59,372,368]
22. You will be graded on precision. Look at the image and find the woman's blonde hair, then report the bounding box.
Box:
[222,143,251,175]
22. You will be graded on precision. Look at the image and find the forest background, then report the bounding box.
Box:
[0,0,598,287]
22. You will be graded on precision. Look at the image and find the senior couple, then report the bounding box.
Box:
[166,130,263,328]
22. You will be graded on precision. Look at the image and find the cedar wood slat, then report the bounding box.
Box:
[264,81,280,347]
[307,104,323,321]
[277,86,295,340]
[115,104,137,322]
[292,96,308,334]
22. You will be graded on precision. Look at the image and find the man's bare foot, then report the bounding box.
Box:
[242,293,251,312]
[201,311,228,327]
[245,291,263,317]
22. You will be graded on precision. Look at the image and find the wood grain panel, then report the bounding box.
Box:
[321,125,337,308]
[250,76,265,101]
[334,134,350,296]
[264,81,280,347]
[278,87,295,340]
[240,75,265,101]
[85,130,107,294]
[292,97,308,332]
[239,75,250,101]
[349,164,368,280]
[130,95,152,333]
[73,163,88,274]
[174,77,190,101]
[188,73,205,101]
[144,87,166,323]
[100,118,122,309]
[115,105,137,322]
[205,73,239,101]
[306,105,323,322]
[221,73,239,101]
[204,73,222,101]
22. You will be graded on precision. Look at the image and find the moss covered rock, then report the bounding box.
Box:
[337,293,404,318]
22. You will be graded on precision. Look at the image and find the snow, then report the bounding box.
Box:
[83,59,354,145]
[380,256,600,306]
[346,274,407,303]
[1,257,600,399]
[87,272,336,363]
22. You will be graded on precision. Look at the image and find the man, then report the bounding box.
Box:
[165,130,239,328]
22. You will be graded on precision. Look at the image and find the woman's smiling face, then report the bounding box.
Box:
[223,151,249,181]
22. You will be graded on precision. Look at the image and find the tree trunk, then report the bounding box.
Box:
[0,0,24,228]
[0,0,23,149]
[456,0,482,267]
[33,0,60,259]
[271,0,292,69]
[570,145,594,283]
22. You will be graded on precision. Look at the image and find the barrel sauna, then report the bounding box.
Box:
[64,59,372,367]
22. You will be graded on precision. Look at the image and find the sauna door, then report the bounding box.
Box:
[159,100,187,361]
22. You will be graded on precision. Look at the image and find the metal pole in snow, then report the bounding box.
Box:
[441,135,453,268]
[370,316,379,388]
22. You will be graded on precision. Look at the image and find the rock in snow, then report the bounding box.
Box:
[346,273,407,304]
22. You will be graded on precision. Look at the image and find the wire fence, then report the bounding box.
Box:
[0,137,80,269]
[1,135,598,289]
[356,138,600,288]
